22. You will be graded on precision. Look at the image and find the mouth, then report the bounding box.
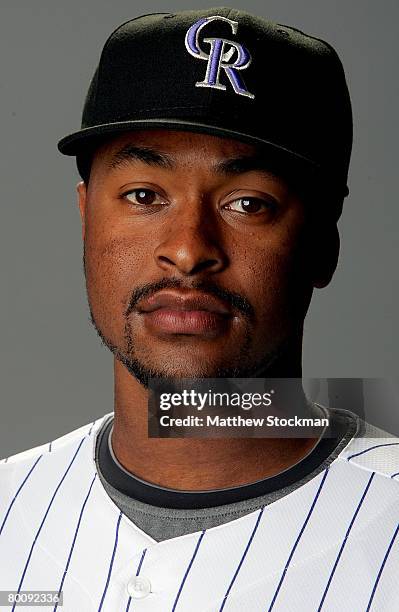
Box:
[135,289,233,336]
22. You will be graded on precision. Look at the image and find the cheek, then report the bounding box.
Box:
[83,227,150,339]
[242,223,312,325]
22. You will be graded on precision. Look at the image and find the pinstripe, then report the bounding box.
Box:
[125,548,147,612]
[317,472,375,611]
[219,508,264,612]
[11,437,87,611]
[88,421,97,436]
[347,442,399,461]
[0,455,43,537]
[172,530,206,612]
[98,511,123,611]
[366,521,399,611]
[135,547,147,574]
[267,468,330,611]
[53,473,97,611]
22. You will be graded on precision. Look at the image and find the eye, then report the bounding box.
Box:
[224,196,277,214]
[123,189,164,206]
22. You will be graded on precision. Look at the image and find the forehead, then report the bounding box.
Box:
[91,129,258,171]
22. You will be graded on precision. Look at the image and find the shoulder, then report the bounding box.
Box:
[336,411,399,482]
[0,413,112,533]
[0,413,111,473]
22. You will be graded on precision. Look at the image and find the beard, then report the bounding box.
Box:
[87,302,299,389]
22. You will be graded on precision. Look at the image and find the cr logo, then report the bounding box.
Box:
[184,16,255,99]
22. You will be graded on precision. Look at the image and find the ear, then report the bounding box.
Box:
[312,223,340,289]
[77,181,87,241]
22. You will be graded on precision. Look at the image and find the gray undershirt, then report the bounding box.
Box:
[94,406,364,542]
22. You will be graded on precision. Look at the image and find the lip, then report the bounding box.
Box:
[135,290,232,336]
[136,290,232,316]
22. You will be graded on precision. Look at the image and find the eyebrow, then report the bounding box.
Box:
[214,154,282,179]
[109,145,175,171]
[108,144,283,181]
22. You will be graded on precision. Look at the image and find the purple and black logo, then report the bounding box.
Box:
[185,16,255,99]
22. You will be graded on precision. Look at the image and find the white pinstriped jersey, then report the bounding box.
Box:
[1,413,399,611]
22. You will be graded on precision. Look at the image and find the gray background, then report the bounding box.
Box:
[1,0,398,456]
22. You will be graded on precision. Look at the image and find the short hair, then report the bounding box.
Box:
[76,152,92,185]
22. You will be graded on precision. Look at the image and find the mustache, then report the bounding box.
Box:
[125,278,255,319]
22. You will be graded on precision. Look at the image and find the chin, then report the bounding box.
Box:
[142,358,227,380]
[118,350,255,388]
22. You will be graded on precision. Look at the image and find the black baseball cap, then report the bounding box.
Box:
[58,7,353,199]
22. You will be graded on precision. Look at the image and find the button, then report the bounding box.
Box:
[126,576,152,599]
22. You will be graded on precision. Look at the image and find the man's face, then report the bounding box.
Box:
[78,129,320,385]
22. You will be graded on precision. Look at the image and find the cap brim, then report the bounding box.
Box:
[58,118,316,163]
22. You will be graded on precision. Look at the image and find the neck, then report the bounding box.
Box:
[111,347,321,491]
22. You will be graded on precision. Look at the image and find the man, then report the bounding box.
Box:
[1,8,398,611]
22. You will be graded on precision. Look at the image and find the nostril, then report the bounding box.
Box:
[190,259,221,275]
[158,255,175,265]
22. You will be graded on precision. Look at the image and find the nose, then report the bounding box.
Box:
[154,204,228,277]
